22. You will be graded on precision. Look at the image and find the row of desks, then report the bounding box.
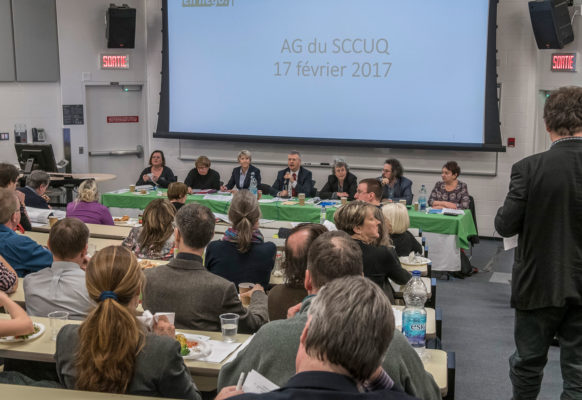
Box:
[0,314,447,394]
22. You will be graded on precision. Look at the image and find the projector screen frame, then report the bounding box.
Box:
[155,0,505,153]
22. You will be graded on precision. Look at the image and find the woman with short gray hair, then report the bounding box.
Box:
[222,150,262,191]
[334,201,411,302]
[319,160,358,200]
[205,190,276,288]
[17,170,51,209]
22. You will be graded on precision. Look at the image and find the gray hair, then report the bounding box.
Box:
[306,230,363,289]
[26,170,50,189]
[306,276,395,382]
[175,203,215,249]
[289,150,301,158]
[332,159,349,174]
[237,150,252,161]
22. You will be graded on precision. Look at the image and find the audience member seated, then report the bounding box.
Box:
[379,159,413,205]
[0,188,52,277]
[267,223,327,321]
[17,170,50,209]
[206,190,276,288]
[0,291,33,337]
[136,150,176,188]
[0,163,31,231]
[382,203,423,257]
[222,150,261,191]
[184,155,221,191]
[428,160,470,210]
[218,231,440,400]
[55,246,201,399]
[355,178,383,207]
[334,201,411,303]
[0,255,18,293]
[143,203,268,333]
[24,218,92,320]
[217,276,421,400]
[270,151,313,197]
[167,182,189,211]
[319,160,358,200]
[66,179,114,225]
[122,198,176,260]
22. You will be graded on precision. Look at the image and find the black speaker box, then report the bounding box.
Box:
[107,5,136,48]
[528,0,574,49]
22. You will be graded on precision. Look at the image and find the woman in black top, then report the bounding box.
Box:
[184,156,221,192]
[167,182,188,211]
[319,160,358,200]
[205,190,275,288]
[382,203,423,257]
[335,201,411,302]
[136,150,176,188]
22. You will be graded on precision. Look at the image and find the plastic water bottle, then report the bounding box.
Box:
[249,172,258,196]
[402,271,428,358]
[320,206,326,224]
[418,184,427,211]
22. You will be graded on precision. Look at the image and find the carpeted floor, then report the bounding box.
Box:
[436,239,562,400]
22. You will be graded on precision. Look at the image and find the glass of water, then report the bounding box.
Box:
[219,313,239,342]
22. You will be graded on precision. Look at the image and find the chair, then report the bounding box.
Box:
[310,180,317,197]
[444,351,456,400]
[468,195,479,245]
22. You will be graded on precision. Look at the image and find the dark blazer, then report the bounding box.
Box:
[380,176,414,205]
[184,168,221,190]
[495,139,582,310]
[17,186,49,209]
[272,167,313,196]
[205,240,276,288]
[226,165,261,190]
[267,285,308,321]
[319,172,358,200]
[136,166,176,188]
[391,231,423,257]
[356,239,411,303]
[55,325,201,399]
[143,253,269,333]
[232,371,418,400]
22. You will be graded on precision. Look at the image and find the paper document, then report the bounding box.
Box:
[26,208,66,224]
[503,235,518,251]
[242,369,280,394]
[203,194,232,202]
[197,340,241,363]
[224,334,255,364]
[442,208,465,215]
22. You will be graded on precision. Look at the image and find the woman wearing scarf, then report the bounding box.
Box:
[205,190,276,289]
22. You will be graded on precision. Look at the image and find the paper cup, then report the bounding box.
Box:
[341,197,347,205]
[298,193,305,206]
[48,216,58,227]
[239,282,254,307]
[129,185,136,192]
[155,312,175,325]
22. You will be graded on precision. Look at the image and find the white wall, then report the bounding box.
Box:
[0,0,579,236]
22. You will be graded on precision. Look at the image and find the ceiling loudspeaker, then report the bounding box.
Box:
[107,4,136,49]
[528,0,574,49]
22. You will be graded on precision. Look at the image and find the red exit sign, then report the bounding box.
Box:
[100,54,130,70]
[551,53,576,72]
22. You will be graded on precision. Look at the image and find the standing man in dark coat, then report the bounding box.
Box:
[495,86,582,400]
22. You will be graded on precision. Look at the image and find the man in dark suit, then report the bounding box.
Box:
[495,86,582,400]
[216,276,420,400]
[271,151,313,197]
[143,203,269,333]
[16,170,50,209]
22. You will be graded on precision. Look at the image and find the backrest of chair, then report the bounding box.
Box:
[468,195,478,234]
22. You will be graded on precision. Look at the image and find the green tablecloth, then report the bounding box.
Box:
[101,191,477,249]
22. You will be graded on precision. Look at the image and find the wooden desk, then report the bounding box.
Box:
[22,231,122,250]
[32,223,131,240]
[0,384,177,400]
[0,315,250,392]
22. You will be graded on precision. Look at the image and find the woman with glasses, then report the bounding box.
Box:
[184,156,221,192]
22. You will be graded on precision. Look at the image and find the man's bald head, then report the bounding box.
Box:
[282,223,328,287]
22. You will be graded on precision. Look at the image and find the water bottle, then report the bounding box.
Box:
[418,184,427,211]
[287,179,293,198]
[402,271,428,358]
[320,206,326,224]
[249,172,258,196]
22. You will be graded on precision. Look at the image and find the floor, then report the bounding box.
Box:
[437,239,563,400]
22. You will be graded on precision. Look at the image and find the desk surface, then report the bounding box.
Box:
[49,173,116,182]
[0,384,178,400]
[22,231,122,250]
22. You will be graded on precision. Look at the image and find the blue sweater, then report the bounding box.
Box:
[0,225,52,277]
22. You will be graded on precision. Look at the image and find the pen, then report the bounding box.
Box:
[236,372,246,391]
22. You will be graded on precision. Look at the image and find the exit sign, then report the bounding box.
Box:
[100,54,130,70]
[551,53,576,72]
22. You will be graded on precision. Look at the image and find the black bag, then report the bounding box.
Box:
[460,249,473,276]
